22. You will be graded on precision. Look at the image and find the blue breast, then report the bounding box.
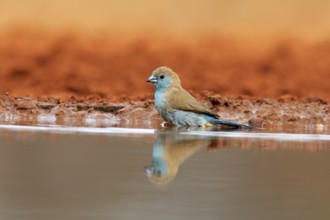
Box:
[154,91,170,121]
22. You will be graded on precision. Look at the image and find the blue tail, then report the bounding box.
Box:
[214,119,252,129]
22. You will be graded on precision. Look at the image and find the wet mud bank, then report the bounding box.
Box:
[0,93,328,130]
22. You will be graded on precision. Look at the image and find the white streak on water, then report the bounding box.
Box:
[183,131,330,141]
[0,125,155,135]
[0,124,329,141]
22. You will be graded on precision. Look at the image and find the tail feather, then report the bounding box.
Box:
[214,119,252,129]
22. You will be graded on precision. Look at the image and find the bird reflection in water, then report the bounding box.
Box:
[145,131,219,186]
[145,129,330,186]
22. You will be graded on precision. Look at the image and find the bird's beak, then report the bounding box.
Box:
[145,165,155,177]
[146,75,157,83]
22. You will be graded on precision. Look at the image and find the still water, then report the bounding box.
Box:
[0,125,330,220]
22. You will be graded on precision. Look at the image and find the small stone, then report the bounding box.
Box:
[15,98,37,110]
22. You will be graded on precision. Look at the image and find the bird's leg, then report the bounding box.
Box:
[160,121,175,128]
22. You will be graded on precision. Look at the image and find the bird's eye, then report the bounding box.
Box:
[159,75,165,79]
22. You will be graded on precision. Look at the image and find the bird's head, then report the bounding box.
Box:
[146,66,181,91]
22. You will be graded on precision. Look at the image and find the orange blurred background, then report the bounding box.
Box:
[1,0,330,38]
[0,1,330,100]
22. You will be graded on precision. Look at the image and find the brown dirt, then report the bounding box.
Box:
[0,29,329,128]
[0,93,328,130]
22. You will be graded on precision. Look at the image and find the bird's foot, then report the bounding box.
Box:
[160,121,175,128]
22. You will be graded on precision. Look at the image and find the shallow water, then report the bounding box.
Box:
[0,124,330,220]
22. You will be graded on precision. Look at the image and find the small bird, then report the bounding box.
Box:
[146,66,252,129]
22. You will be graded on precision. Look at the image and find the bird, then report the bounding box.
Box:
[146,66,252,129]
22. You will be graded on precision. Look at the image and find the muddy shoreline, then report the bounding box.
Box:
[0,93,328,130]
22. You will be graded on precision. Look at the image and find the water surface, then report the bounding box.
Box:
[0,125,329,220]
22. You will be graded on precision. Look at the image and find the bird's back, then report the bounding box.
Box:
[165,85,219,118]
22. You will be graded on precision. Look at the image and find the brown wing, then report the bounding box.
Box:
[166,86,219,118]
